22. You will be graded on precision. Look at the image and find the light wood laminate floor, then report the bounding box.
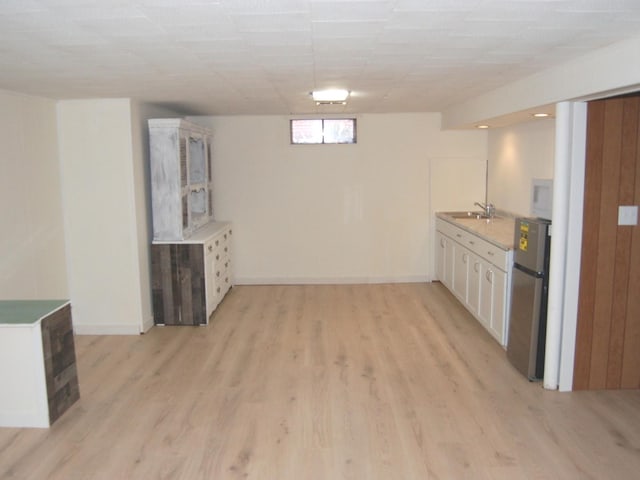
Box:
[1,284,640,479]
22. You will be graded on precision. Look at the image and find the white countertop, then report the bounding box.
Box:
[152,221,231,244]
[436,212,516,250]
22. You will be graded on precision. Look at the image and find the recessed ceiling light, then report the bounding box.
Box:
[532,112,550,118]
[476,124,490,129]
[311,89,350,102]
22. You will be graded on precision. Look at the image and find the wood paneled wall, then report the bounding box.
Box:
[573,95,640,390]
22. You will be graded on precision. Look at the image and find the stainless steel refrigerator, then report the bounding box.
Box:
[507,217,552,380]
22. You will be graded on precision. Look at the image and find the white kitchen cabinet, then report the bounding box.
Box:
[467,252,481,316]
[453,243,470,302]
[435,231,454,289]
[149,118,214,241]
[435,217,512,346]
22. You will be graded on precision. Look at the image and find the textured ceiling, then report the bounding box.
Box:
[2,0,640,115]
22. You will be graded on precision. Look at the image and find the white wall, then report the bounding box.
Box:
[130,101,186,332]
[193,113,486,284]
[487,118,555,216]
[57,99,147,334]
[0,89,68,299]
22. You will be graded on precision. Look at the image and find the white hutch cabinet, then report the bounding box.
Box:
[149,119,233,325]
[149,118,214,241]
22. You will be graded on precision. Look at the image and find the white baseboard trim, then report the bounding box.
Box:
[73,324,142,335]
[141,316,155,334]
[234,275,428,285]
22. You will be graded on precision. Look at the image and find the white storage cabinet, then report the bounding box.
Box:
[435,218,513,346]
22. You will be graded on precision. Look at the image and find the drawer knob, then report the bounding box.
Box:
[208,245,213,252]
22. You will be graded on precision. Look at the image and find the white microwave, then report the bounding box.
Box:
[531,178,553,220]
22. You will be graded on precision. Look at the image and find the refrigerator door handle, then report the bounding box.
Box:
[514,262,544,278]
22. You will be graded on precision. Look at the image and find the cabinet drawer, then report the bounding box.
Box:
[466,236,509,271]
[436,218,463,240]
[437,218,510,271]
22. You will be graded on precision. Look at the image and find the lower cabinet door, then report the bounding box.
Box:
[466,254,481,316]
[435,232,451,288]
[478,259,493,331]
[478,261,507,345]
[452,244,469,302]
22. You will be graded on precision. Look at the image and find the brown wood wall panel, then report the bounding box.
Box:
[621,114,640,388]
[607,98,639,387]
[573,101,604,390]
[574,94,640,390]
[589,100,623,389]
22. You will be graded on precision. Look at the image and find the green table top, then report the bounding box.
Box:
[0,300,69,325]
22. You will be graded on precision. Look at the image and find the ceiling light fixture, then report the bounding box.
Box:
[311,89,350,104]
[532,112,550,118]
[476,124,490,129]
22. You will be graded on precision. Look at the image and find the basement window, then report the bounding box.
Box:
[290,118,357,144]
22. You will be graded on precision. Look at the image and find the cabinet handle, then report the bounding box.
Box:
[216,271,220,277]
[456,233,462,238]
[485,270,493,283]
[469,240,475,245]
[474,262,479,273]
[224,234,227,240]
[229,229,232,235]
[440,238,445,247]
[487,251,494,256]
[207,245,213,252]
[217,287,221,293]
[215,240,219,246]
[462,253,468,263]
[216,254,220,260]
[224,247,228,252]
[225,262,228,268]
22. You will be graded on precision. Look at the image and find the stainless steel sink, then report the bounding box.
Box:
[444,211,491,220]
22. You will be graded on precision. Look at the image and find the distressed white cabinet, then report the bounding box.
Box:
[149,118,214,241]
[435,217,512,346]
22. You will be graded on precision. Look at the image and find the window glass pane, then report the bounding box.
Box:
[291,119,323,144]
[323,119,355,144]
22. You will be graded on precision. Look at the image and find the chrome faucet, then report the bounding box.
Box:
[474,201,496,218]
